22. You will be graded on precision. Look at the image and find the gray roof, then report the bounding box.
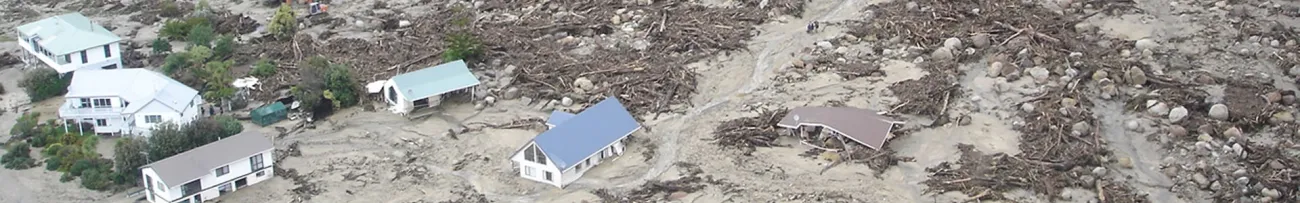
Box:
[546,110,576,126]
[775,107,903,150]
[65,68,199,114]
[143,131,273,187]
[530,96,641,170]
[15,12,122,55]
[390,60,481,101]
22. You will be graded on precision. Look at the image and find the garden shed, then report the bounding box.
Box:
[251,102,288,126]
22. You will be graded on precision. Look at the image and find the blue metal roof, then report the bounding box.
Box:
[546,110,577,126]
[533,96,640,170]
[390,60,481,102]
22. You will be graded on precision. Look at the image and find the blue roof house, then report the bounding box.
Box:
[510,96,642,188]
[381,60,481,115]
[15,12,125,74]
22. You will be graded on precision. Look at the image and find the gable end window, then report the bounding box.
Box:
[92,98,112,108]
[80,51,88,63]
[79,98,91,108]
[215,165,229,176]
[103,45,111,57]
[144,115,162,124]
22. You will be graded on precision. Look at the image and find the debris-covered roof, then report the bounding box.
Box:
[776,107,903,150]
[65,68,199,114]
[390,60,480,101]
[531,96,641,170]
[15,12,121,55]
[143,131,274,187]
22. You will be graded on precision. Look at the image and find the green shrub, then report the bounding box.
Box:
[59,173,74,182]
[1,142,37,169]
[442,32,482,62]
[111,138,148,187]
[187,23,215,47]
[159,0,184,18]
[295,56,359,110]
[187,46,213,65]
[200,60,236,101]
[250,58,277,77]
[214,115,243,136]
[162,53,190,75]
[212,35,236,59]
[69,159,95,176]
[80,169,112,191]
[18,68,70,102]
[45,156,62,171]
[159,17,210,40]
[43,143,64,156]
[152,38,172,55]
[268,4,297,39]
[9,112,40,139]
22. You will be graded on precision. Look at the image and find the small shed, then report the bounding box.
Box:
[251,102,288,126]
[381,60,481,115]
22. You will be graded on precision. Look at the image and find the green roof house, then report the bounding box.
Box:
[14,12,124,73]
[381,60,482,115]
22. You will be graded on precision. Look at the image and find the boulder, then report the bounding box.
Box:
[1147,102,1169,116]
[1168,106,1189,122]
[943,37,963,50]
[987,62,1005,77]
[930,47,955,61]
[1125,66,1147,86]
[1167,125,1187,137]
[573,77,596,90]
[1134,38,1160,51]
[1208,104,1229,120]
[971,34,991,48]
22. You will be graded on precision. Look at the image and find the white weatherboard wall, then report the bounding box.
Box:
[59,96,132,134]
[143,150,275,203]
[511,138,629,188]
[131,98,202,135]
[15,39,122,73]
[381,81,441,115]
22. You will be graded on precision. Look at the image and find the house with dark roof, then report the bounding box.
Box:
[140,131,275,203]
[380,60,481,116]
[15,12,124,73]
[511,96,642,188]
[775,107,905,150]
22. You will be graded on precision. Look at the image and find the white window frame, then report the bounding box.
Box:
[250,153,264,170]
[94,119,107,127]
[91,98,111,108]
[523,166,534,177]
[144,115,163,124]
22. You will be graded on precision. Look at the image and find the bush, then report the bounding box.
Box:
[9,112,40,139]
[212,35,236,59]
[80,169,112,191]
[45,156,62,171]
[159,0,184,18]
[201,60,236,101]
[60,173,74,182]
[2,143,37,169]
[69,159,94,176]
[187,23,216,47]
[111,138,148,187]
[250,58,277,77]
[214,116,243,136]
[159,17,210,40]
[152,38,172,55]
[18,68,70,102]
[268,4,297,39]
[43,143,63,156]
[295,57,359,111]
[161,53,190,75]
[442,32,483,62]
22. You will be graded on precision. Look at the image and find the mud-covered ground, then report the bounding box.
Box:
[2,0,1299,202]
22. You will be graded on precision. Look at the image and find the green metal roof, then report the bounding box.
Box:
[15,12,122,55]
[391,60,481,101]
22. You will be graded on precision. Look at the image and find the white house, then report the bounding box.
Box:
[141,131,275,203]
[379,60,480,115]
[58,68,203,136]
[511,96,642,188]
[15,12,124,74]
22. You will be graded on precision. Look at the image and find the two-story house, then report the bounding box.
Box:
[15,12,124,74]
[59,68,203,136]
[141,131,275,203]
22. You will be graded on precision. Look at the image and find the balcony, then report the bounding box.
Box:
[58,103,125,117]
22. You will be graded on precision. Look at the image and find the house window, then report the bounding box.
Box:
[103,45,111,57]
[145,115,162,123]
[543,171,553,181]
[523,166,534,177]
[64,55,71,63]
[215,165,229,176]
[80,50,88,63]
[256,171,265,177]
[146,176,154,192]
[158,181,166,192]
[250,153,264,170]
[95,119,107,127]
[534,147,547,165]
[92,98,112,108]
[524,145,548,165]
[575,163,583,171]
[79,98,91,108]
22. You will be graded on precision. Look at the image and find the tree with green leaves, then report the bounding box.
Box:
[152,38,172,55]
[200,60,236,101]
[187,23,215,47]
[212,35,236,59]
[111,137,148,186]
[294,56,359,111]
[251,58,277,77]
[18,68,71,102]
[268,4,297,39]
